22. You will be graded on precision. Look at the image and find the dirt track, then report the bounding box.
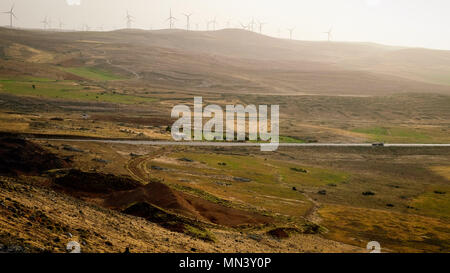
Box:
[125,147,169,182]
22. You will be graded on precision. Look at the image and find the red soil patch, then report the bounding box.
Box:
[104,182,199,215]
[53,169,272,227]
[104,182,272,227]
[267,228,290,239]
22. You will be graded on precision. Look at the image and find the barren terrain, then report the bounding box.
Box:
[0,27,449,253]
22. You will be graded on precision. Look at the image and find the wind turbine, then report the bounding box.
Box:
[287,28,295,40]
[182,13,192,31]
[249,18,255,32]
[3,4,17,28]
[82,23,90,31]
[58,19,64,30]
[125,11,134,29]
[257,21,266,34]
[166,9,176,29]
[41,16,49,29]
[209,17,217,31]
[239,22,249,30]
[324,27,333,41]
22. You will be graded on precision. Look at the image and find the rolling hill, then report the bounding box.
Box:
[1,27,450,95]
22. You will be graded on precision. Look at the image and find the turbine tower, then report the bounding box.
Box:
[182,13,192,31]
[257,21,266,34]
[249,18,255,32]
[58,19,64,30]
[3,4,17,28]
[125,11,134,29]
[166,9,176,29]
[209,17,217,31]
[287,28,295,40]
[324,27,333,42]
[41,16,49,29]
[82,23,90,32]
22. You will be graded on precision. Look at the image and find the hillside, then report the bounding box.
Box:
[1,27,450,95]
[0,27,449,254]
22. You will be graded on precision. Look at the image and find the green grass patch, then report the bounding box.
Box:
[148,152,349,219]
[0,77,156,104]
[61,67,124,81]
[411,187,450,219]
[183,224,216,242]
[279,135,305,143]
[170,184,233,207]
[168,152,349,188]
[352,126,431,143]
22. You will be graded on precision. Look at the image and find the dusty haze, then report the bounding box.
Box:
[1,0,450,50]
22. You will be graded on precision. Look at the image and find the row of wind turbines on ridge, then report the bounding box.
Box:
[2,5,333,41]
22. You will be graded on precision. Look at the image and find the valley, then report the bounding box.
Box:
[0,27,449,253]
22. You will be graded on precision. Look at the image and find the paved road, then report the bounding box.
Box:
[39,139,450,147]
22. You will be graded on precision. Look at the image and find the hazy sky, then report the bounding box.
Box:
[1,0,450,50]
